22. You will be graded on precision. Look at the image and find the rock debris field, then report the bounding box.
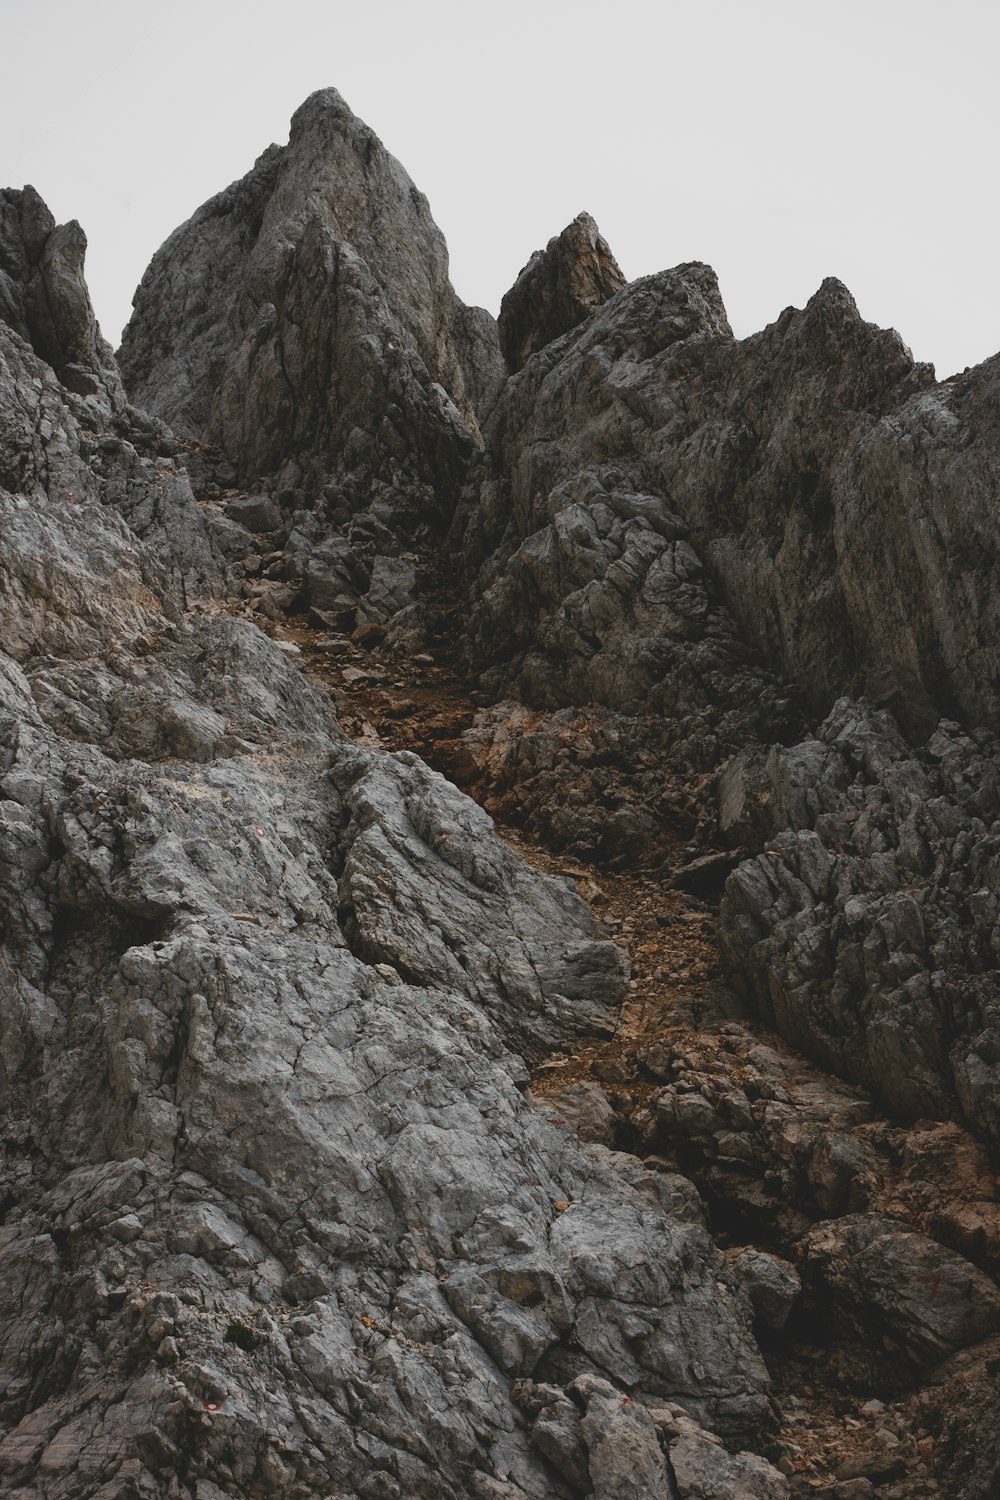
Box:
[1,87,999,1500]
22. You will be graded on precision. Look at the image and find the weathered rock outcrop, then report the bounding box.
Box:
[118,89,503,508]
[332,746,629,1057]
[0,186,124,404]
[116,89,509,663]
[6,79,1000,1500]
[799,1213,1000,1380]
[449,208,1000,1180]
[719,700,1000,1150]
[0,181,785,1500]
[461,250,1000,732]
[498,213,626,374]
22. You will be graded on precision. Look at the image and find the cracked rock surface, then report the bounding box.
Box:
[0,166,776,1500]
[3,80,1000,1500]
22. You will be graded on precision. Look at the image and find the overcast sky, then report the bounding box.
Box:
[4,0,997,379]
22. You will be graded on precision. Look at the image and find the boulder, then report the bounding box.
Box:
[801,1213,1000,1374]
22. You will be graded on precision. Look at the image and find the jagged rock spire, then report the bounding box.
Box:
[497,211,627,372]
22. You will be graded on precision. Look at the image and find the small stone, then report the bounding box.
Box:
[353,622,386,648]
[108,1214,144,1243]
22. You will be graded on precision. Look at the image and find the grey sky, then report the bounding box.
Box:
[4,0,997,379]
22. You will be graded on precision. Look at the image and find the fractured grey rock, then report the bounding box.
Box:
[575,1373,677,1499]
[498,212,627,374]
[461,245,1000,734]
[801,1212,1000,1375]
[0,185,124,404]
[0,191,774,1497]
[331,744,630,1058]
[11,79,1000,1499]
[720,699,1000,1149]
[224,493,283,533]
[923,1333,1000,1500]
[536,1081,617,1147]
[118,89,504,527]
[666,1427,789,1500]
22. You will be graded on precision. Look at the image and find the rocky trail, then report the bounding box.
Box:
[200,490,973,1498]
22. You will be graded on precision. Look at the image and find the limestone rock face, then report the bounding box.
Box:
[460,260,1000,732]
[719,699,1000,1150]
[0,185,124,402]
[117,89,507,666]
[454,223,1000,1184]
[455,265,799,856]
[924,1335,1000,1500]
[0,182,779,1500]
[331,745,629,1058]
[118,89,504,501]
[498,213,627,373]
[7,80,1000,1500]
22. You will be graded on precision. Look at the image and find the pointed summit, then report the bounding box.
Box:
[497,211,627,372]
[118,89,503,490]
[0,185,123,400]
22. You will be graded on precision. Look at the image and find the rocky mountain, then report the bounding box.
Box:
[1,86,998,1500]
